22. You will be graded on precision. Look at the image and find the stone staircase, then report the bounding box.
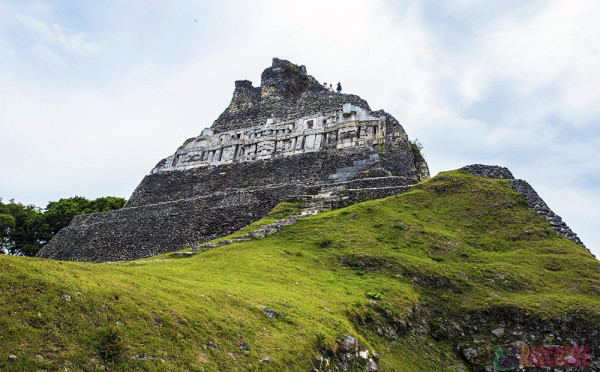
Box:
[190,214,306,253]
[183,171,417,256]
[190,188,341,254]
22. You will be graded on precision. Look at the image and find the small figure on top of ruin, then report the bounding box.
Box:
[336,82,342,93]
[323,82,328,89]
[329,83,334,92]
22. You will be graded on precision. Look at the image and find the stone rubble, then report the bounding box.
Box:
[510,179,587,249]
[461,164,587,250]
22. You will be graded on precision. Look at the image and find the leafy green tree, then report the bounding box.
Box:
[0,200,49,255]
[410,138,425,161]
[0,196,126,256]
[44,196,93,235]
[44,196,126,235]
[0,213,16,253]
[88,197,128,213]
[0,214,15,235]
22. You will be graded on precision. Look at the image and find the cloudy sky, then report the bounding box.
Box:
[1,0,598,257]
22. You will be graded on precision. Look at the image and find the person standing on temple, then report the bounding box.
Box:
[336,82,342,93]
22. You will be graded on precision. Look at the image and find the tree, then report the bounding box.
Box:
[44,196,92,235]
[0,196,126,256]
[88,197,127,213]
[0,213,16,254]
[0,200,49,256]
[410,138,425,161]
[0,214,16,235]
[44,196,126,235]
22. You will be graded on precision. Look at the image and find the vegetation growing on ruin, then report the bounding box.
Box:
[410,138,424,161]
[1,171,598,370]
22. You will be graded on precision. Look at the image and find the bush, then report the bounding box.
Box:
[366,291,383,300]
[96,326,125,362]
[316,238,334,248]
[315,332,326,349]
[410,139,424,160]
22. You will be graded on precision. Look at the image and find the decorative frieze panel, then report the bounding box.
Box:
[152,104,388,173]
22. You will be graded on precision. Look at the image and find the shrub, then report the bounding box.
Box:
[316,238,334,248]
[315,332,326,349]
[410,138,424,160]
[96,326,125,363]
[366,291,383,300]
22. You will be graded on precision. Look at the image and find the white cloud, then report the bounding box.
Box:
[459,0,600,123]
[15,13,101,57]
[29,42,66,68]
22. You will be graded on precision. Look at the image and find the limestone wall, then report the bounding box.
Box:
[38,184,317,262]
[128,143,419,207]
[38,141,421,262]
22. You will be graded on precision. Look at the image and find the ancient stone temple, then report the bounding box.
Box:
[37,58,429,262]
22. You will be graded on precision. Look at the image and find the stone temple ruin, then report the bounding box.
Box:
[37,58,430,262]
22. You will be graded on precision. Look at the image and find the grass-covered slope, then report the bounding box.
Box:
[1,170,598,371]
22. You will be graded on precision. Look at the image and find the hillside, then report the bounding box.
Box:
[1,170,599,370]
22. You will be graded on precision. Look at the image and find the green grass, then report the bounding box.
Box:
[0,170,598,370]
[211,201,302,242]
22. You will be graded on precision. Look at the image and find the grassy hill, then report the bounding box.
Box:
[1,170,598,370]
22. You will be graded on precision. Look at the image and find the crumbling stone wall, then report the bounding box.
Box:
[510,179,587,249]
[38,184,316,262]
[461,164,587,250]
[213,58,374,133]
[461,164,514,179]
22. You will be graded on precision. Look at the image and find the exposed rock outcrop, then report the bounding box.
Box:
[212,58,373,133]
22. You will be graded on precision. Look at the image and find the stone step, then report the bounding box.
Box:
[171,252,195,257]
[340,186,413,205]
[345,185,413,192]
[328,155,380,182]
[193,212,308,253]
[192,182,414,254]
[349,168,391,179]
[339,176,417,189]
